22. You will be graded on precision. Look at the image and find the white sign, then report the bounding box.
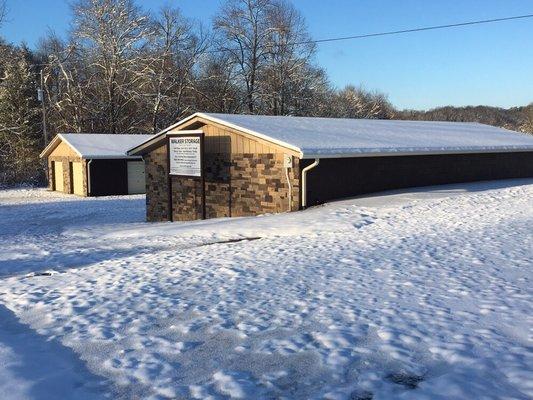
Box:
[169,136,202,177]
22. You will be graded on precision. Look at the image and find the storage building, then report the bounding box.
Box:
[127,113,533,222]
[40,133,153,196]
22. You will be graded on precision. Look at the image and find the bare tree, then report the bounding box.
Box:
[71,0,150,133]
[37,33,90,133]
[519,104,533,134]
[331,85,395,119]
[139,6,207,133]
[195,53,241,113]
[214,0,276,113]
[0,0,6,28]
[260,0,316,115]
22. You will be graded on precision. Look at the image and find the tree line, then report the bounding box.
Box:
[0,0,531,185]
[399,104,533,133]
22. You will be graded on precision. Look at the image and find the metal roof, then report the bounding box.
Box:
[40,133,154,159]
[127,113,533,158]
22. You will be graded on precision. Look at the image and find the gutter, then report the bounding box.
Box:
[302,146,533,159]
[301,158,319,209]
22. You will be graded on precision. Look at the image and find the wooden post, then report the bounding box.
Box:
[167,136,173,222]
[201,134,206,220]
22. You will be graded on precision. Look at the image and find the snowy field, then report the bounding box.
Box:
[0,180,532,399]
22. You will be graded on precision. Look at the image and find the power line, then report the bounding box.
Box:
[29,13,533,61]
[297,14,533,46]
[209,14,533,53]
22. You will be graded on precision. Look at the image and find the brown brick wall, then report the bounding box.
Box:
[171,176,204,221]
[204,153,231,219]
[144,145,170,222]
[229,153,300,217]
[144,145,301,222]
[47,157,88,196]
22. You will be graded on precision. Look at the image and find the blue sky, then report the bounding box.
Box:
[1,0,532,110]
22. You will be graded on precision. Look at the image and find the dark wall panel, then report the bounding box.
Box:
[89,159,128,196]
[303,152,533,206]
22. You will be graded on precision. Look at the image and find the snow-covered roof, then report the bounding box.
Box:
[128,112,533,158]
[41,133,154,159]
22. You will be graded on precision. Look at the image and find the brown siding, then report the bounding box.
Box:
[303,151,533,206]
[49,141,78,158]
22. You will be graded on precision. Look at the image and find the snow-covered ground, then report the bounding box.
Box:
[0,180,532,399]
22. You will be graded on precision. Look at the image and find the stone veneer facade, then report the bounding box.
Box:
[47,156,88,196]
[144,143,300,222]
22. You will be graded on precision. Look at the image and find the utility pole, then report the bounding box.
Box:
[38,69,49,183]
[38,69,47,145]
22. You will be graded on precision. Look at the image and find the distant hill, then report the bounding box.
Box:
[398,104,533,135]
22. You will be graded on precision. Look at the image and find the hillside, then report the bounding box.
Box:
[399,103,533,134]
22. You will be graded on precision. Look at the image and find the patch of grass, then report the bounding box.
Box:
[386,372,424,389]
[197,237,262,247]
[350,390,373,400]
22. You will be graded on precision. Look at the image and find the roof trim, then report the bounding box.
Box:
[303,146,533,159]
[39,134,83,159]
[127,113,303,156]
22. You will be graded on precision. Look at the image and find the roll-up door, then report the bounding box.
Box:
[127,161,145,194]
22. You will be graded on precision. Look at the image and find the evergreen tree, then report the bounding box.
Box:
[0,42,43,184]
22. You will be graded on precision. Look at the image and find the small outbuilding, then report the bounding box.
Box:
[127,113,533,222]
[40,133,153,196]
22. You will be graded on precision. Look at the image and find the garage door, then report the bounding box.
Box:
[72,162,84,195]
[127,161,145,194]
[53,161,64,192]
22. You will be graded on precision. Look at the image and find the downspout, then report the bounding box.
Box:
[284,166,292,211]
[87,159,93,196]
[301,158,320,209]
